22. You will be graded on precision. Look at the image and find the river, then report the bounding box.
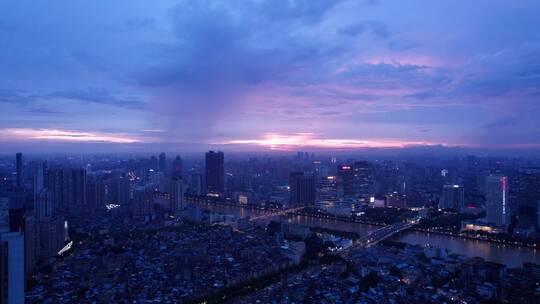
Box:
[191,202,540,268]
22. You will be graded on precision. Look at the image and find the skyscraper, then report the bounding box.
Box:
[205,151,224,194]
[440,184,465,210]
[0,197,24,304]
[159,153,167,172]
[0,232,25,304]
[170,177,185,216]
[485,175,508,227]
[15,153,22,188]
[33,162,45,194]
[516,168,540,219]
[47,168,87,215]
[190,173,202,196]
[353,161,375,198]
[289,172,315,207]
[172,155,183,178]
[337,165,355,196]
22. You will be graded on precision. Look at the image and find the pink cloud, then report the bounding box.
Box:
[0,128,143,144]
[218,132,455,150]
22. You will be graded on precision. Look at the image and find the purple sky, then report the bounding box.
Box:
[1,0,540,153]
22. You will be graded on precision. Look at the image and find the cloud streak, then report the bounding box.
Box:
[0,128,143,143]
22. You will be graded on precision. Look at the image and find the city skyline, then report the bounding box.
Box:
[2,0,540,153]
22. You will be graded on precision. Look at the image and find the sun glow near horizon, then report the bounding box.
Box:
[222,133,452,150]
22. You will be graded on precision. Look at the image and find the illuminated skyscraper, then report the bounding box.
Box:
[337,165,354,196]
[205,151,224,194]
[485,175,508,226]
[316,176,338,210]
[353,161,375,198]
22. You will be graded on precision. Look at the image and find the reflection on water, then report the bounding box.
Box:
[395,231,539,268]
[193,202,540,267]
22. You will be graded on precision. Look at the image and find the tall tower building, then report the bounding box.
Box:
[172,155,183,178]
[316,176,339,210]
[353,161,375,198]
[205,151,224,194]
[440,184,465,210]
[33,162,45,194]
[485,175,508,227]
[516,168,540,219]
[0,197,25,304]
[170,177,185,216]
[0,232,25,304]
[46,168,87,214]
[289,172,315,207]
[190,173,202,196]
[337,165,355,196]
[15,153,22,188]
[159,153,167,172]
[35,191,53,220]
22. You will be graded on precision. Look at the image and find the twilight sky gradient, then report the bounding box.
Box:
[1,0,540,153]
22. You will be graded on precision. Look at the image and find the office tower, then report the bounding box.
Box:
[205,151,224,194]
[147,169,164,190]
[353,161,375,198]
[36,217,65,260]
[337,165,355,196]
[172,155,183,178]
[35,190,53,220]
[440,184,465,209]
[132,187,153,218]
[116,177,131,205]
[0,198,9,232]
[33,162,45,194]
[159,152,167,172]
[86,178,105,210]
[150,156,158,171]
[170,177,185,216]
[15,153,22,188]
[538,201,540,229]
[0,232,25,304]
[485,175,508,227]
[289,172,315,206]
[46,168,87,215]
[0,198,24,304]
[24,214,36,275]
[516,168,540,219]
[316,176,339,210]
[190,173,203,196]
[71,169,87,213]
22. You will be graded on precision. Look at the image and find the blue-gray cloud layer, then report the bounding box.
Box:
[1,0,540,150]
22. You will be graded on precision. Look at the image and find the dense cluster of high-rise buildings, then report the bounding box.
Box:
[0,151,540,302]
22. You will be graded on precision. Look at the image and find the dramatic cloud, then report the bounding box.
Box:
[0,128,143,143]
[1,0,540,152]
